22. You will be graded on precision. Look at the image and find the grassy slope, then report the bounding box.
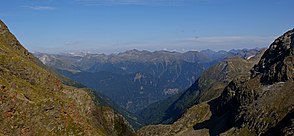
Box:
[0,20,135,135]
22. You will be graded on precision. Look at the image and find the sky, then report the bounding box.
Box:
[0,0,293,54]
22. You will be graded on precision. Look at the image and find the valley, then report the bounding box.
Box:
[34,48,262,114]
[0,0,293,134]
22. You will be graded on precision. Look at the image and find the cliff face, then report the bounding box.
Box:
[0,20,135,135]
[137,29,294,136]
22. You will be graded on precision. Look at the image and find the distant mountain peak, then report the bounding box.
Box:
[126,49,140,53]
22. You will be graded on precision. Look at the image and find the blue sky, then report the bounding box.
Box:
[0,0,293,53]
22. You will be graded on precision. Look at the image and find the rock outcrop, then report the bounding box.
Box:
[252,29,294,84]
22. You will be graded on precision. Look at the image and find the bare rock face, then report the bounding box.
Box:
[252,29,294,84]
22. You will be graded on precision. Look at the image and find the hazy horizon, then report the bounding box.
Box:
[1,0,293,54]
[32,46,266,55]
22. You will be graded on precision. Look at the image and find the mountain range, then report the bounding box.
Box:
[34,47,262,114]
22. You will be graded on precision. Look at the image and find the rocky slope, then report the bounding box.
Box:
[0,20,135,135]
[137,29,294,136]
[217,28,294,135]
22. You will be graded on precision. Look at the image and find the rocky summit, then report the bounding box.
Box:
[137,29,294,136]
[0,20,135,135]
[252,29,294,84]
